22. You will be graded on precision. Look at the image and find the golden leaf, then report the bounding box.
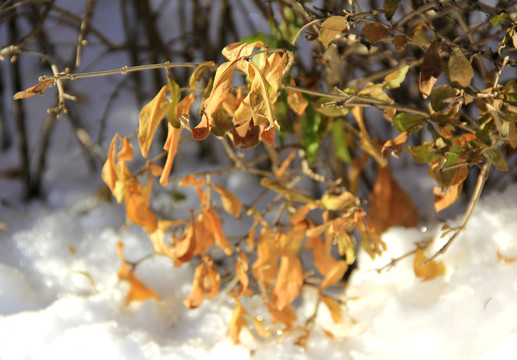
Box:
[319,260,347,290]
[138,85,169,158]
[13,79,55,100]
[236,250,249,294]
[124,172,158,233]
[368,165,420,234]
[413,247,446,281]
[274,255,304,310]
[320,295,343,324]
[212,183,242,217]
[229,300,248,344]
[252,226,279,284]
[287,78,308,115]
[266,302,297,328]
[205,208,233,255]
[382,131,409,158]
[159,124,182,186]
[117,242,159,304]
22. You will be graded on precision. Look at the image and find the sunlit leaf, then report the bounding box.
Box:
[167,73,181,128]
[287,78,308,115]
[117,242,159,304]
[448,47,474,88]
[205,208,233,255]
[393,113,425,134]
[419,40,442,99]
[212,183,242,217]
[320,295,343,324]
[13,79,55,100]
[384,65,409,90]
[320,260,347,290]
[229,300,248,344]
[413,247,446,281]
[160,124,182,186]
[274,255,304,310]
[265,302,297,327]
[124,175,158,233]
[361,23,389,42]
[319,16,349,47]
[189,61,215,89]
[369,165,420,234]
[203,61,237,130]
[321,191,358,211]
[382,131,408,158]
[138,85,169,158]
[252,226,279,284]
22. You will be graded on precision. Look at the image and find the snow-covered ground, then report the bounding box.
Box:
[1,141,517,359]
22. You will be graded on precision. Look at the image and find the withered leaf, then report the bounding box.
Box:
[382,131,409,158]
[160,124,182,186]
[419,40,442,99]
[448,47,474,88]
[138,85,169,158]
[369,165,419,234]
[320,295,343,324]
[13,79,55,100]
[361,23,389,42]
[319,260,348,290]
[117,242,159,304]
[274,255,304,310]
[432,164,468,212]
[413,247,446,281]
[229,300,248,344]
[319,16,349,47]
[287,78,308,115]
[212,183,242,217]
[384,0,400,21]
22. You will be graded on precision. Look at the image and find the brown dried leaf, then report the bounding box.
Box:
[319,260,348,290]
[212,183,242,217]
[382,131,409,158]
[392,35,408,51]
[117,242,159,304]
[266,302,297,328]
[413,247,446,281]
[205,208,233,255]
[159,124,182,186]
[124,175,158,233]
[138,85,169,158]
[13,79,55,100]
[432,165,468,212]
[252,227,279,284]
[369,165,420,234]
[274,255,304,310]
[419,41,442,99]
[361,23,389,42]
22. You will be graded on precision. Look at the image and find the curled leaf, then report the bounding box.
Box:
[138,85,169,158]
[13,79,55,100]
[229,300,248,344]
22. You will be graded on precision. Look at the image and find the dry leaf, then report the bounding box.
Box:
[117,242,159,304]
[287,78,308,115]
[368,165,420,234]
[419,40,442,99]
[320,295,343,324]
[138,85,169,158]
[265,302,297,328]
[361,23,389,42]
[382,131,409,158]
[274,255,304,310]
[184,256,221,309]
[160,124,182,186]
[448,47,474,88]
[252,226,279,284]
[236,250,249,294]
[352,107,387,166]
[319,260,348,290]
[212,183,242,217]
[319,16,349,47]
[432,164,468,212]
[229,300,248,344]
[124,175,158,233]
[13,79,55,100]
[205,208,233,255]
[413,247,446,281]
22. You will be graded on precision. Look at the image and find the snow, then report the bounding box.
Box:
[1,148,517,359]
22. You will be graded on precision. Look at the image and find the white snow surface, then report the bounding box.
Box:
[1,150,517,359]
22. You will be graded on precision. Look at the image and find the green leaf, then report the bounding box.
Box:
[301,104,322,163]
[490,13,511,26]
[407,142,441,163]
[393,113,425,134]
[384,65,409,90]
[483,148,509,171]
[332,120,351,163]
[448,48,474,88]
[314,97,350,117]
[167,73,181,128]
[430,85,457,112]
